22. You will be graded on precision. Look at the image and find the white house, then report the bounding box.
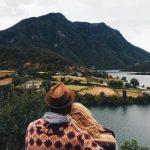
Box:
[25,81,40,89]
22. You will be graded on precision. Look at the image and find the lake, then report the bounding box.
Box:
[106,70,150,88]
[90,105,150,148]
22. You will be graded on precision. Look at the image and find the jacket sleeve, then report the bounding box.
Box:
[25,122,34,150]
[81,133,104,150]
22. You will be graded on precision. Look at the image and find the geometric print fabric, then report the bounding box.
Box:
[25,119,104,150]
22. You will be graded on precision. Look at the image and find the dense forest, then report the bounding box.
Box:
[0,47,72,70]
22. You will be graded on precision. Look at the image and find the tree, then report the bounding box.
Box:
[142,85,145,88]
[116,76,119,80]
[0,90,48,150]
[125,82,132,89]
[121,77,126,81]
[61,76,65,82]
[41,80,51,93]
[100,80,103,84]
[73,79,81,85]
[146,87,150,90]
[17,68,24,76]
[130,78,139,88]
[108,80,123,88]
[47,71,52,79]
[100,92,105,97]
[26,67,37,76]
[121,139,149,150]
[12,76,28,86]
[122,90,127,99]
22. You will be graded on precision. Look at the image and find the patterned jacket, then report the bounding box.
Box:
[25,112,104,150]
[97,128,117,150]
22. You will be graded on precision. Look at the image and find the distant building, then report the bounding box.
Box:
[55,72,62,75]
[25,81,40,89]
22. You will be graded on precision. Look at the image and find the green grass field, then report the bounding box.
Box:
[66,85,89,91]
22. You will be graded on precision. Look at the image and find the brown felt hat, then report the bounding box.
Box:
[45,82,74,108]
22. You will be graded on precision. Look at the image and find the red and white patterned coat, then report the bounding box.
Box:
[25,112,104,150]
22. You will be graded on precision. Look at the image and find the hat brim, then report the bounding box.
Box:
[45,89,74,108]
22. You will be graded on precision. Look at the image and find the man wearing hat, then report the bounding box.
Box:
[25,82,103,150]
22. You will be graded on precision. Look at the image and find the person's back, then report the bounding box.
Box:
[26,112,104,150]
[25,83,104,150]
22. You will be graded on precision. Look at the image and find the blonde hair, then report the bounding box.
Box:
[67,102,104,141]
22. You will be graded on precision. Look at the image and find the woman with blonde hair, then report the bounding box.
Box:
[67,102,117,150]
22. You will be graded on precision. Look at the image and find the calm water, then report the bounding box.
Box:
[106,70,150,88]
[90,105,150,148]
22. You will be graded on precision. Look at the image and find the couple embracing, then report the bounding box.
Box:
[25,82,117,150]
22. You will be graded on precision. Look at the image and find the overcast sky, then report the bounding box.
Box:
[0,0,150,52]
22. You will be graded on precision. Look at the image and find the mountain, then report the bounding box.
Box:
[0,12,150,69]
[124,61,150,72]
[0,47,71,70]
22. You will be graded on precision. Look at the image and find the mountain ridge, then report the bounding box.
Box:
[0,12,150,69]
[124,61,150,72]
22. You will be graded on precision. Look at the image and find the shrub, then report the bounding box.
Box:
[121,139,149,150]
[108,80,123,88]
[0,91,49,150]
[130,78,139,88]
[41,80,51,93]
[12,76,28,86]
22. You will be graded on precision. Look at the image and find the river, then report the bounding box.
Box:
[106,70,150,88]
[89,70,150,148]
[90,105,150,148]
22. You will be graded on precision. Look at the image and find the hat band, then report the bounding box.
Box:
[49,96,71,108]
[47,89,74,108]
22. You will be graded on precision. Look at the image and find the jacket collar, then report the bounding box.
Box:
[43,112,69,126]
[34,112,70,135]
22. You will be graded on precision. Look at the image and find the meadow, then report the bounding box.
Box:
[0,70,143,97]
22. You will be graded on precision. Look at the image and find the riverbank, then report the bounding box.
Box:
[90,104,150,148]
[108,70,150,89]
[1,69,150,105]
[76,93,150,106]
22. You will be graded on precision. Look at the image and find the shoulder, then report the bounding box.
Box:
[96,128,117,150]
[26,118,43,129]
[99,128,116,143]
[103,128,115,138]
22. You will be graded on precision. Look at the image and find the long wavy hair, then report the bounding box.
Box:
[67,102,104,141]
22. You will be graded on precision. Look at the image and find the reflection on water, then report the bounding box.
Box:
[121,106,127,115]
[90,105,150,148]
